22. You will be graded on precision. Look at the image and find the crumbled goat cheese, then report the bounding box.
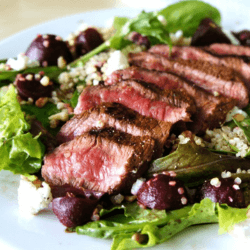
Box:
[178,134,191,144]
[178,134,206,147]
[57,56,67,69]
[226,106,247,122]
[104,50,129,76]
[49,109,69,122]
[6,53,39,71]
[170,30,191,46]
[157,15,167,25]
[131,178,146,195]
[18,176,52,216]
[110,194,124,205]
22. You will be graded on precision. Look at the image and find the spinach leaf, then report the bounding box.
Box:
[149,141,250,187]
[70,90,81,108]
[21,102,60,135]
[158,0,221,36]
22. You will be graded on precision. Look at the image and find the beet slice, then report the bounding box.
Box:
[200,177,246,208]
[25,34,72,66]
[52,196,98,228]
[233,30,250,46]
[14,73,53,100]
[70,28,104,59]
[191,18,231,46]
[137,174,188,210]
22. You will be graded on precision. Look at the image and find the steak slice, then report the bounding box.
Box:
[106,66,236,132]
[149,45,250,94]
[149,44,224,61]
[129,52,248,108]
[42,128,155,194]
[74,80,196,123]
[57,102,172,158]
[205,43,250,57]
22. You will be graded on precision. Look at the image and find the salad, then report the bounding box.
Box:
[1,1,250,250]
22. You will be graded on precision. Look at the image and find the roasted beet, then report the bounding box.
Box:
[200,177,246,208]
[52,196,98,228]
[71,28,104,59]
[14,73,53,100]
[233,30,250,46]
[25,34,73,66]
[128,32,150,49]
[137,174,188,210]
[191,18,231,46]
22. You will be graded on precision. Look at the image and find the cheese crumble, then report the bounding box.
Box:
[18,176,52,216]
[6,53,39,71]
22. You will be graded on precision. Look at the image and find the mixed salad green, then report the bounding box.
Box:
[1,1,250,249]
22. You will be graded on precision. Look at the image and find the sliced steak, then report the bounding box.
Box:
[74,80,196,123]
[42,128,155,194]
[106,66,236,132]
[149,44,223,61]
[205,43,250,57]
[149,45,250,94]
[129,52,248,108]
[57,102,172,158]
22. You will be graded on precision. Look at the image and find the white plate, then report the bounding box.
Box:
[1,3,250,250]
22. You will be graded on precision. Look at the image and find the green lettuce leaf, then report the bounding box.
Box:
[76,199,218,250]
[76,197,250,249]
[0,85,43,174]
[217,203,250,234]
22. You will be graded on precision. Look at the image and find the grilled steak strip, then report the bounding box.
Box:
[129,51,248,108]
[57,102,172,158]
[74,80,196,123]
[42,128,155,194]
[149,45,250,95]
[205,43,250,57]
[106,66,236,132]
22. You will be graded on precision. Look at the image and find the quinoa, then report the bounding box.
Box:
[58,44,144,88]
[205,126,250,157]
